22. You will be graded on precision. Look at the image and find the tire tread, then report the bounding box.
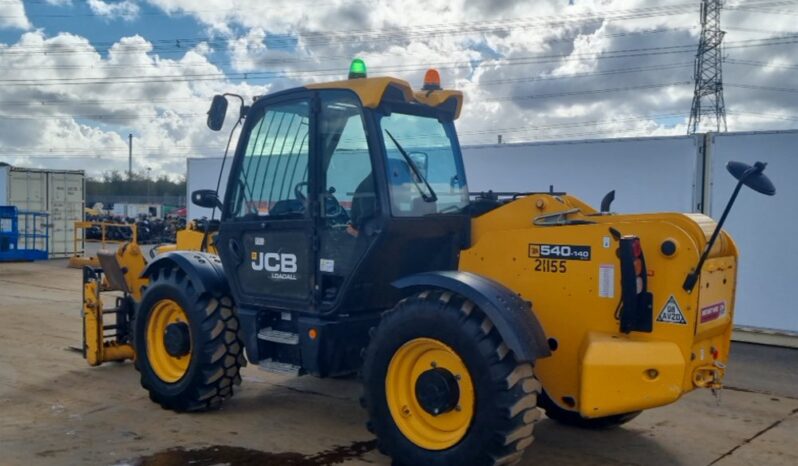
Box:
[362,290,542,466]
[137,267,244,412]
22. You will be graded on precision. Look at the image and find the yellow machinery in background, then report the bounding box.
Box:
[69,221,138,269]
[82,221,217,365]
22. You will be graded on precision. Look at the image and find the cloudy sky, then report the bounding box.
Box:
[0,0,796,179]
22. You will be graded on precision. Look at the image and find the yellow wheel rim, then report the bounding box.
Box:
[146,299,191,383]
[386,338,475,450]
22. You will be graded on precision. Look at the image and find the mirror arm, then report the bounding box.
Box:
[223,93,247,119]
[682,163,763,292]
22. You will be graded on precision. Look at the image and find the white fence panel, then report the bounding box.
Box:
[462,135,702,213]
[710,130,798,333]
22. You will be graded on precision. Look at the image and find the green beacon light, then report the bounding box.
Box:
[348,58,367,79]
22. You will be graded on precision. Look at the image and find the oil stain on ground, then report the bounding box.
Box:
[127,439,378,466]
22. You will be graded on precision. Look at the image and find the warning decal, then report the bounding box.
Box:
[657,295,687,325]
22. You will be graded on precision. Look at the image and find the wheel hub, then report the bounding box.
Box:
[415,368,460,416]
[164,322,191,357]
[146,299,192,383]
[385,337,475,450]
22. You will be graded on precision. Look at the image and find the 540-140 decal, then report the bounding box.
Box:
[529,243,592,274]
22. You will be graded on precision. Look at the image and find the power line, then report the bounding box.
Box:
[0,80,695,123]
[0,26,694,65]
[0,32,794,88]
[7,78,795,125]
[0,1,731,61]
[0,23,698,57]
[726,83,798,93]
[726,58,798,71]
[0,62,694,109]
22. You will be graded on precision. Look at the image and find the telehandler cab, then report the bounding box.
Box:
[82,59,775,466]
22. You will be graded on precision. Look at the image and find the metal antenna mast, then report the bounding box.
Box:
[688,0,727,134]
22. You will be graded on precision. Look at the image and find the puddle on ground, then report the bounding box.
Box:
[124,439,377,466]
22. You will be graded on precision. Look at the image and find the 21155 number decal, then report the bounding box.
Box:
[534,259,567,273]
[529,243,591,274]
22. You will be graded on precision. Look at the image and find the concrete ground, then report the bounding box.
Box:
[0,259,796,466]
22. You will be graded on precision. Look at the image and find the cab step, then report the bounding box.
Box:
[257,327,299,345]
[258,358,302,376]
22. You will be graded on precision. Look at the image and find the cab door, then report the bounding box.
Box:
[217,94,317,311]
[315,91,382,311]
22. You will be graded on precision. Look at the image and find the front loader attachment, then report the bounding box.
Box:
[81,247,144,366]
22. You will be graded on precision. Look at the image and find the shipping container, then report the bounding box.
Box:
[0,165,85,258]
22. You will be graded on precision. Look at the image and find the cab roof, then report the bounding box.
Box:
[305,76,464,119]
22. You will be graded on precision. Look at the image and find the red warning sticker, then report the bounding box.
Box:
[700,302,727,323]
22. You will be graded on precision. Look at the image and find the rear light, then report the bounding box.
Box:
[634,258,643,276]
[619,235,654,333]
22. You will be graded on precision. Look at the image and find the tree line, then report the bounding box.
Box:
[87,170,186,198]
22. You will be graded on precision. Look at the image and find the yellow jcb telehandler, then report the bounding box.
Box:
[82,59,775,466]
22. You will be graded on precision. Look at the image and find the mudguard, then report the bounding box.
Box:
[393,271,551,362]
[141,251,228,297]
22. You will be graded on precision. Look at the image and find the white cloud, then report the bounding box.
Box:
[140,0,720,144]
[87,0,140,21]
[0,0,31,30]
[3,0,797,178]
[0,31,270,178]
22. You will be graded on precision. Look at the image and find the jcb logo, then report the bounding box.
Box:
[251,252,298,273]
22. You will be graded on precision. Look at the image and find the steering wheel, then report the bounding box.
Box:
[323,189,347,222]
[292,181,348,223]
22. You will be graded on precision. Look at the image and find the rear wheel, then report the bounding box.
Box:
[362,290,541,466]
[135,266,244,412]
[538,391,641,429]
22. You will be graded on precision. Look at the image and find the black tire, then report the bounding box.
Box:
[135,266,244,412]
[362,290,541,466]
[538,390,641,429]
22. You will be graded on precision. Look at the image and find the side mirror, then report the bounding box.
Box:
[207,95,228,131]
[726,161,776,196]
[191,189,222,210]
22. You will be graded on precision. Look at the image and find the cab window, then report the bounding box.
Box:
[230,100,310,219]
[379,111,468,216]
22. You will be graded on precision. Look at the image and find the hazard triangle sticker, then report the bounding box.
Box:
[656,295,687,325]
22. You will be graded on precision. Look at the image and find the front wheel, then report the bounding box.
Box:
[362,290,542,466]
[135,266,244,412]
[538,391,641,429]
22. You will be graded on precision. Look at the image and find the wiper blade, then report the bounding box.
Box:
[384,129,438,202]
